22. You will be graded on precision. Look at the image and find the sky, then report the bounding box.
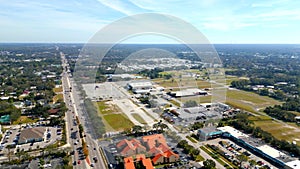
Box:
[1,0,300,44]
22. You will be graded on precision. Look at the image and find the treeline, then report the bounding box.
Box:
[264,106,296,122]
[231,79,287,101]
[0,101,21,122]
[223,114,300,157]
[138,68,164,79]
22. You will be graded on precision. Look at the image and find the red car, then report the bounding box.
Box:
[77,160,81,164]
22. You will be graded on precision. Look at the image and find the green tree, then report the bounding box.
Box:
[203,159,216,169]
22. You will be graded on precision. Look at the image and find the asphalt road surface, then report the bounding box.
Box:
[61,52,107,169]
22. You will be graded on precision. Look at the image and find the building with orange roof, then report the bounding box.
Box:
[123,154,154,169]
[152,149,179,165]
[124,157,135,169]
[142,134,169,150]
[117,139,146,157]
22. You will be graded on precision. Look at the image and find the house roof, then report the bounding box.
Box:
[142,158,154,169]
[124,155,154,169]
[117,139,146,156]
[124,157,135,169]
[152,150,179,164]
[19,127,46,143]
[142,134,169,150]
[148,143,170,156]
[48,108,60,114]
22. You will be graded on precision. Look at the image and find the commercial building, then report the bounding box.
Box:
[18,127,46,144]
[198,126,223,141]
[127,81,153,94]
[168,88,207,97]
[218,126,297,169]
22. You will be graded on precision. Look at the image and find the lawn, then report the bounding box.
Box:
[13,116,38,125]
[53,87,63,93]
[132,113,147,124]
[103,114,134,131]
[53,94,63,103]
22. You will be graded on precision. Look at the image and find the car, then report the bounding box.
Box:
[90,163,94,167]
[77,160,81,164]
[93,147,96,150]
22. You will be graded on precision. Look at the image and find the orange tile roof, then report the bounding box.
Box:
[117,139,146,156]
[152,149,179,164]
[124,157,135,169]
[142,134,169,150]
[142,158,154,169]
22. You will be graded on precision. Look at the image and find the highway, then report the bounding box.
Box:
[60,52,107,169]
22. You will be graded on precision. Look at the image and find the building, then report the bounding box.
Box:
[142,134,179,164]
[173,106,220,121]
[127,81,153,94]
[168,88,208,97]
[118,134,179,167]
[285,160,300,169]
[0,115,10,124]
[18,127,46,144]
[198,126,223,141]
[295,116,300,123]
[218,126,296,169]
[124,154,154,169]
[117,139,147,157]
[152,150,179,165]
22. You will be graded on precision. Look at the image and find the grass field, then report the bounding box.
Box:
[254,120,300,144]
[96,101,120,115]
[180,89,281,114]
[153,78,212,89]
[103,114,134,131]
[132,113,147,124]
[12,116,38,125]
[94,101,135,132]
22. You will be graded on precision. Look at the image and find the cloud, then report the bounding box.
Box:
[97,0,151,15]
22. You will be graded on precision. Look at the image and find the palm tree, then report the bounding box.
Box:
[6,145,14,162]
[16,149,25,161]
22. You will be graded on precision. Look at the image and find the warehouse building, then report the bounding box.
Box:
[127,81,153,94]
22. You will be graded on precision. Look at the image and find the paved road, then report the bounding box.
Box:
[60,52,107,169]
[61,52,90,169]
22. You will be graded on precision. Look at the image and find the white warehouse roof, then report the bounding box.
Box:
[257,145,286,158]
[217,126,249,138]
[285,160,300,169]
